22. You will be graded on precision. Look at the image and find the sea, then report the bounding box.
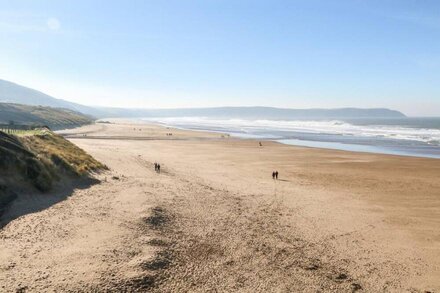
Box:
[141,117,440,159]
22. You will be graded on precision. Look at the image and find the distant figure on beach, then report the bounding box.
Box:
[154,162,158,171]
[272,171,275,180]
[157,164,161,173]
[275,171,279,180]
[259,142,262,146]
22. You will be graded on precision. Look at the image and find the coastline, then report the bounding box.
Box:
[1,121,439,291]
[137,117,440,159]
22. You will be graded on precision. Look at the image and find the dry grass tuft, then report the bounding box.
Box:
[22,132,107,176]
[0,130,107,212]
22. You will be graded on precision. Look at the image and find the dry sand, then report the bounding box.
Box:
[1,121,439,292]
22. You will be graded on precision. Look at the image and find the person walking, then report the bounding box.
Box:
[157,164,161,173]
[275,171,279,180]
[154,162,157,171]
[272,171,275,180]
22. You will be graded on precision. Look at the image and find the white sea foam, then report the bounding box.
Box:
[142,117,440,145]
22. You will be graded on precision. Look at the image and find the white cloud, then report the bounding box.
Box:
[47,17,61,31]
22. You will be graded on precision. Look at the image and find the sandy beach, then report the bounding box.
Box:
[1,121,439,292]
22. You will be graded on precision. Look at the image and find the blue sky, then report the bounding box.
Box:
[0,0,439,116]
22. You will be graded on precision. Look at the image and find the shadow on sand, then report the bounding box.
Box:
[0,177,100,228]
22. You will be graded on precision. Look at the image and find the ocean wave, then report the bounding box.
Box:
[142,117,440,146]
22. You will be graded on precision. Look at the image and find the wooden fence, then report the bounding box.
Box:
[0,124,48,135]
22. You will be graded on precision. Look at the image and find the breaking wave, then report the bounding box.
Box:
[143,117,440,146]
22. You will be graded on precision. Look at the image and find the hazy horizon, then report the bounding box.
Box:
[1,1,439,116]
[1,79,436,118]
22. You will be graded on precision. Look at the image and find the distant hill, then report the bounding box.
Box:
[0,103,93,130]
[1,79,406,119]
[95,106,406,119]
[0,79,101,117]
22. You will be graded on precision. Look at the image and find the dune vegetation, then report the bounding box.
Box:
[0,129,106,215]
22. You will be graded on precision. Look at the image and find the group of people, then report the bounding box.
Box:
[272,171,279,180]
[154,162,161,173]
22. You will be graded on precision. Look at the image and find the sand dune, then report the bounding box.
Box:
[1,121,439,292]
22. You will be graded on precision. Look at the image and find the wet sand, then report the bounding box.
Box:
[1,121,439,292]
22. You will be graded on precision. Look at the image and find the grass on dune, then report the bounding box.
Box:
[0,129,107,214]
[22,132,107,176]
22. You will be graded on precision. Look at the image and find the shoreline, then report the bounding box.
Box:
[132,118,440,160]
[62,119,440,161]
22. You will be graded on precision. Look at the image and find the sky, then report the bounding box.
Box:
[0,0,439,116]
